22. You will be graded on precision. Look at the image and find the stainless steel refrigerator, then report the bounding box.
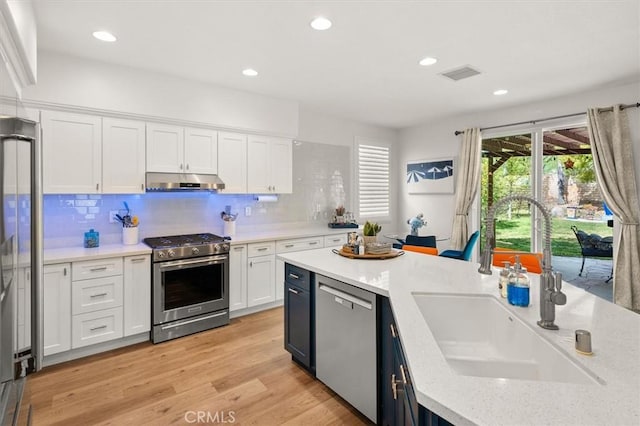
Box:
[0,116,43,425]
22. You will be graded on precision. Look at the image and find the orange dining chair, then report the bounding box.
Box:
[402,245,438,256]
[492,247,543,273]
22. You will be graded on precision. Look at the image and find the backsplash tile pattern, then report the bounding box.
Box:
[43,141,351,248]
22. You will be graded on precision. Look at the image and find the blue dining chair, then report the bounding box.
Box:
[439,231,480,261]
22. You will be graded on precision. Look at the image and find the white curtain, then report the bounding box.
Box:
[450,128,482,250]
[587,105,640,311]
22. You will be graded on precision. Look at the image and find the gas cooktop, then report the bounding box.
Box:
[144,233,230,261]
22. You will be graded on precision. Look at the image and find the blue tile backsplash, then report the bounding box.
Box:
[43,141,352,248]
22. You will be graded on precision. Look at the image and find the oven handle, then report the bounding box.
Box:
[157,255,228,269]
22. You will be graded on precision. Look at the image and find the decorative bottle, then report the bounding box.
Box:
[499,261,511,298]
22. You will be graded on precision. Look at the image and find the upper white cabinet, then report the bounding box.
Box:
[247,136,292,194]
[102,118,146,194]
[42,111,102,194]
[218,132,248,193]
[146,124,218,174]
[185,127,218,174]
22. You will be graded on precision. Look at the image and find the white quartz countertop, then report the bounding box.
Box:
[277,247,640,426]
[227,226,358,245]
[44,243,151,264]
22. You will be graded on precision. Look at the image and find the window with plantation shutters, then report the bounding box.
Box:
[357,142,390,219]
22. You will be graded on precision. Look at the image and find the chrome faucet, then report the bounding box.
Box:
[478,194,567,330]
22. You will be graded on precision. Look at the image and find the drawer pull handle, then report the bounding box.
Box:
[285,244,294,248]
[288,273,300,280]
[309,241,318,245]
[390,323,397,338]
[90,266,108,272]
[90,293,108,298]
[400,364,407,385]
[331,238,340,242]
[234,247,244,251]
[257,247,268,251]
[90,325,107,332]
[288,288,299,295]
[131,258,146,263]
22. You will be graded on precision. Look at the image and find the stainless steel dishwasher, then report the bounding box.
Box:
[315,274,377,422]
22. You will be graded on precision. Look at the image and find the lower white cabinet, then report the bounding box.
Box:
[123,255,151,336]
[324,234,347,248]
[43,264,72,356]
[72,307,123,348]
[247,242,276,307]
[229,244,248,311]
[44,254,151,356]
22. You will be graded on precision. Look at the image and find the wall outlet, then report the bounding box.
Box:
[245,206,252,216]
[109,210,119,223]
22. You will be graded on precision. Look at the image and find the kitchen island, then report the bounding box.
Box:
[277,247,640,426]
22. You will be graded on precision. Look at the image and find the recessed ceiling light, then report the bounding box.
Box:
[493,89,509,96]
[419,57,438,66]
[310,17,332,31]
[242,68,258,77]
[92,31,117,42]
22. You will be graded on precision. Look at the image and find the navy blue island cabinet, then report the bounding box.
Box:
[284,263,314,372]
[283,263,453,425]
[380,298,453,426]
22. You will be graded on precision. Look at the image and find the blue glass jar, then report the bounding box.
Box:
[84,229,100,248]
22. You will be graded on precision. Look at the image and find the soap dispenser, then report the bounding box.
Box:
[507,256,530,307]
[499,261,511,298]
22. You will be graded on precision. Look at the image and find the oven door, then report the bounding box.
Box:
[153,254,229,325]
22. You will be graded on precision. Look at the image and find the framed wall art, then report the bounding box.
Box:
[406,157,455,194]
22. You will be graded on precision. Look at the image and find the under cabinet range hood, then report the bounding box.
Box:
[145,172,225,191]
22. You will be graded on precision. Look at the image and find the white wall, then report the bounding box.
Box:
[22,51,299,136]
[398,81,640,247]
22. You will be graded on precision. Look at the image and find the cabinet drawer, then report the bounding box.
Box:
[248,241,275,257]
[72,307,124,348]
[72,275,123,315]
[324,234,347,247]
[284,263,311,291]
[72,258,123,280]
[276,237,323,253]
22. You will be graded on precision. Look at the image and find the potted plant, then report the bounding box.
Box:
[335,205,346,223]
[362,221,381,245]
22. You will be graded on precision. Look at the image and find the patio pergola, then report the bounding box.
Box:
[483,127,592,207]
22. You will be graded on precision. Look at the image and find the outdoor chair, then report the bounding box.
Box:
[570,225,613,278]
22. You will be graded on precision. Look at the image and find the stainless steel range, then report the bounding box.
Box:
[144,233,230,343]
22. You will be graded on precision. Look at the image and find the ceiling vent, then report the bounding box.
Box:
[440,66,481,81]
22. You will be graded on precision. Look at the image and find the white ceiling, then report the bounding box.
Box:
[32,0,640,129]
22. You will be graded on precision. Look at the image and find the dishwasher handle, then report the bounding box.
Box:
[318,283,373,310]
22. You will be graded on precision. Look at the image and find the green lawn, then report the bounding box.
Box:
[484,215,612,257]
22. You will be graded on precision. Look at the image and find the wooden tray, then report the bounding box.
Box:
[333,248,404,260]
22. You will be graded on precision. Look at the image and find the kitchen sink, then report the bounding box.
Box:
[412,293,603,385]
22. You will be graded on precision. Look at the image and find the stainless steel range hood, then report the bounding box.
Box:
[146,172,225,191]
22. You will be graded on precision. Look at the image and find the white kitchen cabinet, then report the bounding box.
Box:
[324,234,348,248]
[123,255,151,336]
[146,123,184,173]
[42,111,102,194]
[72,307,123,348]
[247,242,276,307]
[185,127,218,174]
[275,258,285,301]
[102,118,146,194]
[217,132,247,193]
[247,135,292,194]
[229,244,248,312]
[43,263,72,356]
[146,123,218,174]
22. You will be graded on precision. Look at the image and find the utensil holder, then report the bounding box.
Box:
[224,220,236,236]
[122,226,139,245]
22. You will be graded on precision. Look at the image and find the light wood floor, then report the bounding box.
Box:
[27,307,372,425]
